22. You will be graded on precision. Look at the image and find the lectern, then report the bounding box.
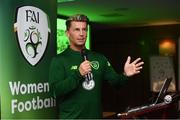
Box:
[117,102,178,119]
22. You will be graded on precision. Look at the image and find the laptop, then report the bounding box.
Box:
[127,77,172,113]
[153,77,172,104]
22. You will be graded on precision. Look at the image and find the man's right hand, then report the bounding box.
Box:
[79,60,92,76]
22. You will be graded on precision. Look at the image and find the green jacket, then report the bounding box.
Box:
[49,47,128,119]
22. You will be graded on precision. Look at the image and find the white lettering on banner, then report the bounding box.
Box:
[9,81,56,114]
[9,81,49,95]
[11,96,56,114]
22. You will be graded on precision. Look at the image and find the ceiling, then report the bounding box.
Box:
[57,0,180,27]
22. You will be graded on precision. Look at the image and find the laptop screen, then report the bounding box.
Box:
[154,77,172,104]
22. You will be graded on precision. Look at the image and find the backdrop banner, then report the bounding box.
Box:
[0,0,57,119]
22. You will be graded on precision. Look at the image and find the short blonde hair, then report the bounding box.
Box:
[66,14,89,30]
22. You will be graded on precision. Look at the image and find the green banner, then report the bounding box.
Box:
[0,0,57,119]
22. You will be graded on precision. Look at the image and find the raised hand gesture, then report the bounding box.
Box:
[124,56,144,77]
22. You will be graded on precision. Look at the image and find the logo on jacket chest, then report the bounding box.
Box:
[70,61,99,71]
[90,61,99,70]
[70,65,78,70]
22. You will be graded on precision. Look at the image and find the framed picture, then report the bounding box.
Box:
[150,56,176,92]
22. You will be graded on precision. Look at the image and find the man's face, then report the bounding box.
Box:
[66,21,87,50]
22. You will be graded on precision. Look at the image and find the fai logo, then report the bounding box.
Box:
[14,6,50,66]
[90,61,99,70]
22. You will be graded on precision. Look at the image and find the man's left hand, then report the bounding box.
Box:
[124,56,144,77]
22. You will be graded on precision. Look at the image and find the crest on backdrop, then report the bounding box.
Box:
[14,6,50,66]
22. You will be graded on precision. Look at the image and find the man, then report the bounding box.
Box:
[49,14,144,119]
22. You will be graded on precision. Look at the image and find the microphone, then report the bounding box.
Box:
[81,49,88,60]
[81,49,93,83]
